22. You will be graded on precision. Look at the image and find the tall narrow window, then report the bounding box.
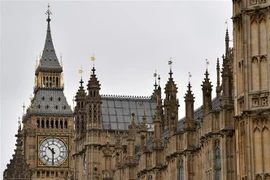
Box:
[215,140,221,180]
[178,159,184,180]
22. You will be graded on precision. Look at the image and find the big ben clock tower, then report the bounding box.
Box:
[21,5,74,179]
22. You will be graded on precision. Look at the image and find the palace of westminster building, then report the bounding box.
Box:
[3,1,270,180]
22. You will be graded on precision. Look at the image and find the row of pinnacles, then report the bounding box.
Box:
[72,29,235,180]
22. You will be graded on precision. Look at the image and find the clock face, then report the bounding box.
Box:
[39,138,67,166]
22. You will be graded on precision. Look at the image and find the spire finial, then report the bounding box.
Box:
[188,72,192,83]
[158,75,161,87]
[153,70,158,90]
[168,57,173,78]
[45,3,52,22]
[79,66,84,88]
[79,66,83,78]
[205,59,209,71]
[91,54,96,67]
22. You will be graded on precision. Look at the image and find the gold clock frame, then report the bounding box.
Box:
[37,136,69,167]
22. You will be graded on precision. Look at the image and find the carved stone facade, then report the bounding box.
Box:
[4,2,270,180]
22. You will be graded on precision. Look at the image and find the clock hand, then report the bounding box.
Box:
[48,147,56,165]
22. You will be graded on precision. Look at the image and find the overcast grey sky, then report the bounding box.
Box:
[1,1,232,175]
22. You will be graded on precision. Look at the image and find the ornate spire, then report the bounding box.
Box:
[184,82,195,130]
[36,4,62,74]
[168,57,173,79]
[216,58,221,97]
[164,58,179,132]
[221,29,233,106]
[87,66,101,92]
[202,67,213,115]
[185,83,194,102]
[154,70,158,90]
[225,28,229,58]
[165,59,177,94]
[151,71,162,101]
[75,77,86,100]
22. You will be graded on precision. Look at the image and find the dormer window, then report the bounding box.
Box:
[63,106,66,110]
[58,97,61,101]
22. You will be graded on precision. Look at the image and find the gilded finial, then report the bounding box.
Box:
[79,66,83,78]
[154,70,157,90]
[168,57,173,68]
[91,54,96,67]
[168,57,173,78]
[206,59,209,71]
[45,3,52,22]
[188,72,192,83]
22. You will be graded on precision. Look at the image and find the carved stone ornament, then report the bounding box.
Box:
[250,0,257,5]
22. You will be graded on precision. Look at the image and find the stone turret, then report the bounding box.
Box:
[74,78,87,137]
[164,65,179,134]
[184,83,195,130]
[202,69,213,116]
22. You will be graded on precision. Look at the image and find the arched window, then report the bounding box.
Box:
[147,175,152,180]
[46,120,49,128]
[215,140,221,180]
[51,120,54,128]
[55,119,59,128]
[41,120,45,128]
[37,171,40,178]
[64,120,68,128]
[60,120,63,129]
[37,119,40,128]
[178,159,184,180]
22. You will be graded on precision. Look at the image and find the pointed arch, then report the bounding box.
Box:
[178,159,184,180]
[254,126,262,173]
[262,126,270,172]
[251,57,259,91]
[260,56,268,90]
[251,16,259,55]
[215,139,221,180]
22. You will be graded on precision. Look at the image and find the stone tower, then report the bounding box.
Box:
[232,1,270,179]
[164,65,179,134]
[21,6,74,179]
[74,66,103,180]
